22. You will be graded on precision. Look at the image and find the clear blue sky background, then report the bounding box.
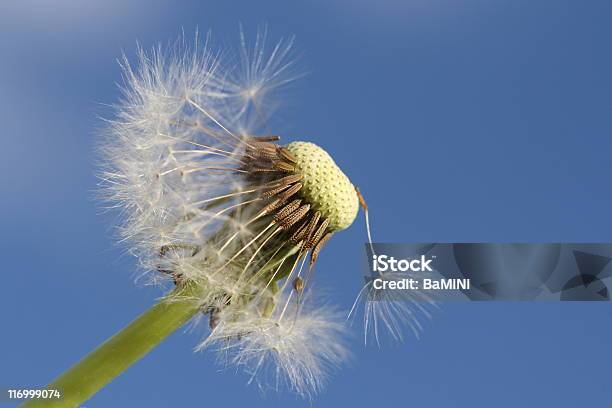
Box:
[2,1,612,407]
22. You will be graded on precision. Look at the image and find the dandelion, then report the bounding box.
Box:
[26,28,366,407]
[27,26,433,407]
[102,27,361,394]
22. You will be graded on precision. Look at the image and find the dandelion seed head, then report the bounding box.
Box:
[98,26,362,398]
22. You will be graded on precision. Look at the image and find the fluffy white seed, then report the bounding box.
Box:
[201,299,350,399]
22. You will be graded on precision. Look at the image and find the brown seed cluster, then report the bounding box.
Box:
[157,135,354,314]
[242,136,334,267]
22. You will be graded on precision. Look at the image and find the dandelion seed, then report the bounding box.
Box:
[349,270,436,346]
[202,298,350,399]
[349,191,436,345]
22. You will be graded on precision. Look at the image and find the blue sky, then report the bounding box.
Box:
[2,1,612,406]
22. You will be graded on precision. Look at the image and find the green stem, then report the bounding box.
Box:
[22,284,201,408]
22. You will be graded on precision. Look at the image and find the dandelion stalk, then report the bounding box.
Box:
[23,284,201,408]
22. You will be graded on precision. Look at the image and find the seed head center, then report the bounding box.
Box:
[285,141,358,231]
